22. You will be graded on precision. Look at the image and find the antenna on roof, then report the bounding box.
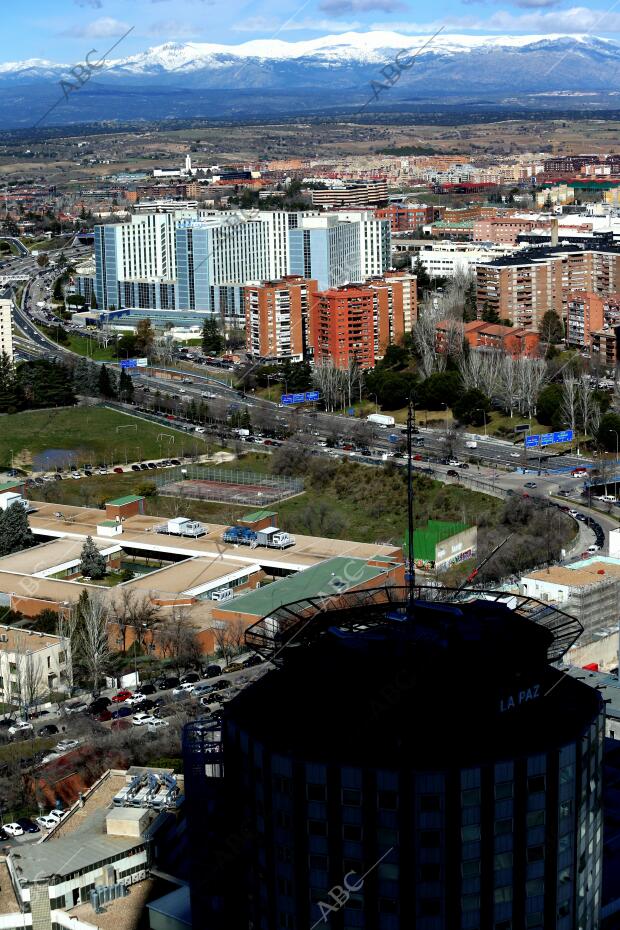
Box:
[406,393,416,606]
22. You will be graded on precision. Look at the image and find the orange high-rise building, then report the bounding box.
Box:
[310,286,376,369]
[245,276,317,361]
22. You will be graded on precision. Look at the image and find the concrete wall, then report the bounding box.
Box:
[566,629,619,672]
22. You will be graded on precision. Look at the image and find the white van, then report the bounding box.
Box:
[465,441,477,449]
[599,495,617,503]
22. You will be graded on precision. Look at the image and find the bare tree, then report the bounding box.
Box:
[579,374,601,437]
[56,608,78,693]
[158,607,202,673]
[110,589,160,654]
[211,619,245,666]
[561,372,579,436]
[80,593,111,696]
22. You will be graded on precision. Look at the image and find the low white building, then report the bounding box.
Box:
[0,626,71,710]
[414,241,518,278]
[0,296,14,360]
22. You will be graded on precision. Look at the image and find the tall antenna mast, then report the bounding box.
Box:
[406,393,416,604]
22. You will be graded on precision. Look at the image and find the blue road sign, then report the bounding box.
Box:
[281,394,294,405]
[525,429,573,449]
[292,393,306,404]
[305,390,320,402]
[120,358,137,369]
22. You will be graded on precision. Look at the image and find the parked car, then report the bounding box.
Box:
[133,698,155,712]
[224,661,244,673]
[132,712,156,727]
[113,467,124,475]
[37,724,59,737]
[173,682,195,696]
[16,817,39,834]
[181,673,200,684]
[97,709,112,722]
[112,689,133,703]
[458,463,469,470]
[8,721,33,738]
[524,481,537,489]
[131,464,141,472]
[204,665,222,678]
[137,683,156,695]
[242,654,263,668]
[47,809,66,824]
[88,697,111,713]
[147,719,169,733]
[111,706,132,719]
[211,680,232,692]
[155,676,180,690]
[56,739,80,753]
[65,701,88,715]
[3,823,23,837]
[36,815,57,831]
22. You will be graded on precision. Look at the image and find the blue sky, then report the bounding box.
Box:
[4,0,620,61]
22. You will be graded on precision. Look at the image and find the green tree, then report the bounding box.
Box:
[90,291,98,309]
[0,352,21,412]
[17,359,75,409]
[453,388,491,426]
[539,310,565,345]
[418,371,462,410]
[201,317,224,355]
[79,536,106,579]
[536,384,564,427]
[98,364,116,399]
[0,503,35,556]
[119,368,134,403]
[597,413,620,451]
[135,319,155,357]
[481,302,501,323]
[463,279,478,322]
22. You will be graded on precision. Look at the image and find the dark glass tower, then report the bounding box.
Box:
[184,586,604,930]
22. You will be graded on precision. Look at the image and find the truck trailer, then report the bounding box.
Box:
[366,413,396,428]
[155,517,206,538]
[222,525,295,549]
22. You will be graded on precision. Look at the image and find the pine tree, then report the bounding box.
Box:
[98,364,116,399]
[0,503,35,556]
[90,291,98,309]
[201,317,224,355]
[79,536,107,579]
[119,369,134,403]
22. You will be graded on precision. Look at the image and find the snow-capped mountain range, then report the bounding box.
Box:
[4,32,620,128]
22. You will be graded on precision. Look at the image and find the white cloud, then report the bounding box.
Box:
[232,16,362,31]
[60,17,133,38]
[372,6,620,32]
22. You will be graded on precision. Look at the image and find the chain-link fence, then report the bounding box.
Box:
[156,465,303,506]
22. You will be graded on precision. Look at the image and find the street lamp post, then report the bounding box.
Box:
[369,393,379,414]
[475,409,488,437]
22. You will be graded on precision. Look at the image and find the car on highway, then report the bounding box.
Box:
[112,689,133,703]
[458,463,469,470]
[446,469,459,478]
[524,482,537,489]
[4,823,23,837]
[572,468,588,477]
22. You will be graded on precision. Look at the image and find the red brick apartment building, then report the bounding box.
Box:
[244,276,317,361]
[309,274,417,369]
[476,245,620,331]
[310,286,376,369]
[566,292,604,348]
[435,320,540,357]
[375,203,436,232]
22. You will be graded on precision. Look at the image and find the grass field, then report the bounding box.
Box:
[27,451,502,549]
[0,407,204,471]
[39,326,118,361]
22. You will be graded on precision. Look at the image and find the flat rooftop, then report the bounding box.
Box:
[214,556,395,617]
[0,536,113,576]
[525,561,620,587]
[478,241,620,268]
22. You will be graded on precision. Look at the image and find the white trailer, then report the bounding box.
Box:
[155,517,206,538]
[0,491,27,511]
[366,413,395,428]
